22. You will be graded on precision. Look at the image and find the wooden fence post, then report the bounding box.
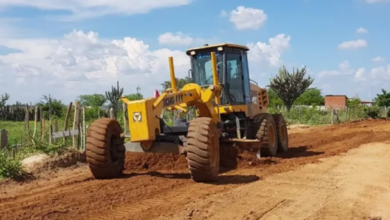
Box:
[33,106,38,138]
[48,97,53,145]
[0,129,8,149]
[72,101,80,149]
[122,103,128,135]
[109,108,114,118]
[40,107,45,141]
[25,105,30,135]
[53,119,59,144]
[41,119,46,141]
[78,106,84,151]
[331,109,334,124]
[82,106,86,151]
[63,102,73,144]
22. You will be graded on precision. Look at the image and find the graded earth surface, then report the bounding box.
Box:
[0,119,389,220]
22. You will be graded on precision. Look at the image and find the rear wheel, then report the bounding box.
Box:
[255,114,278,157]
[186,117,220,182]
[273,113,289,152]
[86,118,125,179]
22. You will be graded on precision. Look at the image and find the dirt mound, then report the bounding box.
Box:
[124,119,390,174]
[124,142,282,173]
[124,153,189,172]
[21,150,84,176]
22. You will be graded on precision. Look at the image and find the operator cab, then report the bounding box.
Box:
[186,43,251,105]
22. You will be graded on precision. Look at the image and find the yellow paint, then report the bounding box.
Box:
[168,57,177,92]
[210,52,221,105]
[120,97,157,142]
[121,82,223,142]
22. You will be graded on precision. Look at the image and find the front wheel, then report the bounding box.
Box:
[86,118,125,179]
[186,117,220,182]
[273,113,289,152]
[255,114,278,157]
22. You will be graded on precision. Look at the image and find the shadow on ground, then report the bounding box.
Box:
[275,146,324,159]
[120,171,260,185]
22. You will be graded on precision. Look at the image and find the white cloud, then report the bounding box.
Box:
[220,10,228,17]
[247,34,291,68]
[370,65,390,80]
[157,32,217,46]
[229,6,267,30]
[338,39,367,49]
[0,0,192,20]
[339,60,351,72]
[356,27,368,34]
[354,68,366,81]
[318,60,355,77]
[0,29,292,103]
[158,32,193,46]
[372,56,385,62]
[0,29,190,103]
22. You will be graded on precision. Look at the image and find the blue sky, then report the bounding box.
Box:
[0,0,389,104]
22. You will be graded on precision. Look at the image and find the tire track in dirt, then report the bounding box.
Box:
[85,174,259,220]
[158,142,390,220]
[0,119,389,220]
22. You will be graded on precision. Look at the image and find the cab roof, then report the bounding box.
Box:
[185,43,249,55]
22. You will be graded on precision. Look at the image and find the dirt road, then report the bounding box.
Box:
[158,142,390,220]
[0,119,389,220]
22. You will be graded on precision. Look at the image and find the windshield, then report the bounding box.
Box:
[191,51,223,87]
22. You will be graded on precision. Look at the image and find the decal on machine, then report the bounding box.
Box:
[163,94,184,107]
[133,112,142,122]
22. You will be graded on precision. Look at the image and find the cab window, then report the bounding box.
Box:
[225,53,245,104]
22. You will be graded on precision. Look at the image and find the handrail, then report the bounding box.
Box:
[250,79,258,85]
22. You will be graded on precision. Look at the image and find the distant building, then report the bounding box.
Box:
[324,95,348,110]
[360,101,374,106]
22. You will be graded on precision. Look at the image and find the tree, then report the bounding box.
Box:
[105,81,124,120]
[373,89,390,107]
[161,77,192,91]
[77,94,107,107]
[0,93,9,107]
[267,88,284,108]
[269,66,314,111]
[347,96,361,108]
[294,88,324,106]
[37,95,66,119]
[125,86,143,101]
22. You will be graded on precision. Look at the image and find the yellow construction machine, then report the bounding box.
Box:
[85,43,289,182]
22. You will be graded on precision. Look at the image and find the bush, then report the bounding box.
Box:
[364,106,380,118]
[0,150,24,179]
[268,105,374,125]
[84,107,103,121]
[387,107,390,118]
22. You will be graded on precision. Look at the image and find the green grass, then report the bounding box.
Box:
[268,106,388,125]
[0,118,91,180]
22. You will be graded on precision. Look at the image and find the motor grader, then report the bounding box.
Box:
[85,43,288,182]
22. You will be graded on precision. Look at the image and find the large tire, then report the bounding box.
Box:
[272,113,289,153]
[86,118,125,179]
[255,114,278,157]
[186,117,220,182]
